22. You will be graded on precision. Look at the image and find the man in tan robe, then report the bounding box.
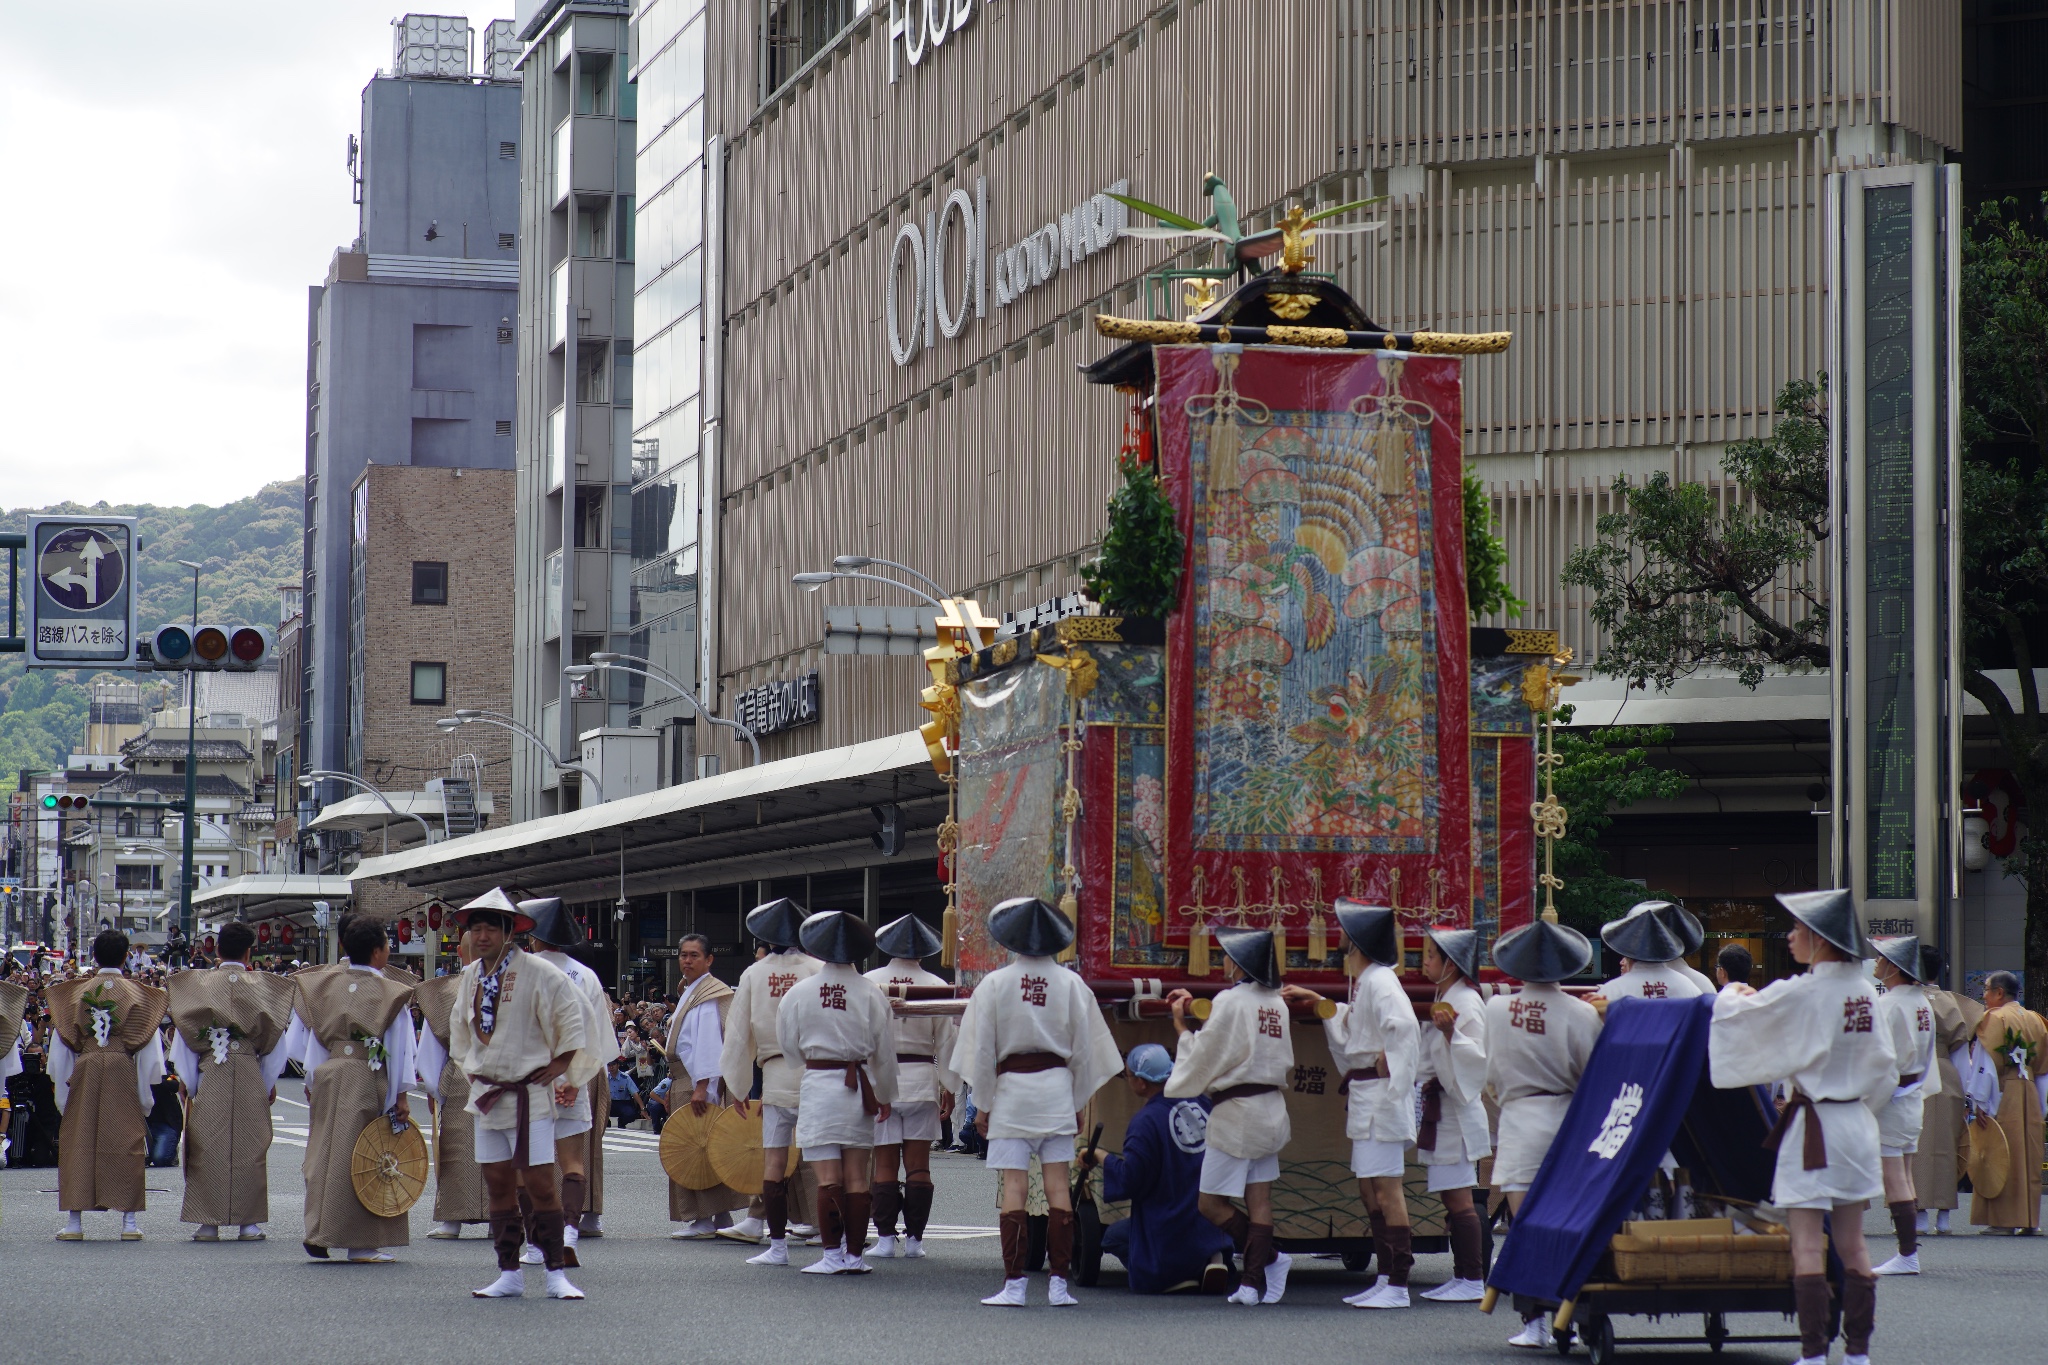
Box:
[1912,955,1983,1235]
[285,914,418,1262]
[416,929,490,1237]
[665,932,742,1237]
[166,922,295,1241]
[448,889,595,1299]
[1969,971,2046,1234]
[49,929,168,1241]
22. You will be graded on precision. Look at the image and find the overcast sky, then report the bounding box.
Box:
[0,2,516,510]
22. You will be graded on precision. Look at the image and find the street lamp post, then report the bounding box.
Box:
[575,652,761,767]
[791,569,943,607]
[829,554,951,600]
[435,711,605,804]
[298,769,438,854]
[175,559,203,946]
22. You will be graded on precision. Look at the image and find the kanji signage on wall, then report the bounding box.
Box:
[733,671,821,737]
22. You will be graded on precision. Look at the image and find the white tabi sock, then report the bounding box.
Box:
[545,1269,585,1300]
[239,1225,262,1239]
[473,1270,524,1298]
[121,1212,140,1234]
[62,1212,83,1235]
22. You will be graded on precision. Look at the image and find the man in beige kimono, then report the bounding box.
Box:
[518,896,620,1264]
[1912,949,1983,1237]
[664,932,742,1238]
[416,928,490,1238]
[1969,971,2046,1235]
[286,914,418,1262]
[49,929,167,1241]
[1164,928,1301,1306]
[448,889,595,1300]
[720,898,821,1266]
[166,921,296,1241]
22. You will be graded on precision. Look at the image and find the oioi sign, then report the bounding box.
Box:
[887,0,990,85]
[886,175,1130,366]
[28,515,138,668]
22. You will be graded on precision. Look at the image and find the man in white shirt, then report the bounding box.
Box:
[519,897,622,1265]
[1710,889,1894,1365]
[1416,925,1490,1303]
[952,896,1123,1308]
[719,898,821,1267]
[779,910,898,1274]
[664,933,741,1238]
[863,914,956,1258]
[1597,902,1705,1002]
[1870,934,1940,1276]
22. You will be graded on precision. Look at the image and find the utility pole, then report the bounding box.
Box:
[177,561,203,948]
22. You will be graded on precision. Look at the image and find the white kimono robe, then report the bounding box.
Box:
[1484,983,1602,1189]
[864,961,959,1106]
[1329,962,1420,1144]
[533,949,622,1126]
[664,978,729,1104]
[718,949,821,1109]
[952,956,1123,1140]
[776,963,898,1149]
[1416,979,1490,1166]
[1876,981,1940,1155]
[1163,981,1294,1161]
[447,949,594,1133]
[1601,961,1704,1002]
[1710,960,1897,1209]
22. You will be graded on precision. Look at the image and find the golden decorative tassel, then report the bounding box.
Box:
[1188,915,1212,977]
[1307,909,1328,965]
[1373,421,1409,497]
[940,900,959,968]
[1057,879,1079,963]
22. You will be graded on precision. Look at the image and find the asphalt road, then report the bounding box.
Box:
[3,1079,2042,1364]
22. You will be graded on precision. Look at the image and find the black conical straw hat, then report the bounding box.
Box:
[1333,900,1401,967]
[1776,888,1868,959]
[518,896,586,949]
[987,896,1074,957]
[1424,926,1482,983]
[1872,934,1923,982]
[875,913,943,962]
[1601,904,1688,963]
[1215,926,1281,988]
[798,910,874,966]
[1492,920,1593,984]
[1633,900,1706,956]
[745,897,808,950]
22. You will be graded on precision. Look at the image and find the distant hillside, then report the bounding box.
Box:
[1,479,303,778]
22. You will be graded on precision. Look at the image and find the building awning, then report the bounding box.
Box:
[306,789,497,839]
[191,874,353,918]
[348,731,945,904]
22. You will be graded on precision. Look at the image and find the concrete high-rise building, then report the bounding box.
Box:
[508,0,640,820]
[301,14,524,818]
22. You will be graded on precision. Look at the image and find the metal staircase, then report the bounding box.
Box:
[441,754,483,838]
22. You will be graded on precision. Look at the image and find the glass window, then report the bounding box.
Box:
[629,547,699,627]
[551,261,569,347]
[618,73,637,121]
[549,406,567,489]
[411,561,448,605]
[410,662,447,705]
[613,341,634,404]
[544,553,563,639]
[554,119,573,205]
[615,194,635,259]
[576,343,610,403]
[576,54,614,115]
[630,457,699,564]
[576,198,611,258]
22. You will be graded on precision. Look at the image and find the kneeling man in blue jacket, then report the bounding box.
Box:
[1082,1043,1235,1293]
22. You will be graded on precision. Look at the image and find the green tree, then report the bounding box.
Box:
[1545,705,1690,935]
[1464,473,1524,619]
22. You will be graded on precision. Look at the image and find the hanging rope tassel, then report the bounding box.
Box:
[1188,914,1212,978]
[1307,909,1328,966]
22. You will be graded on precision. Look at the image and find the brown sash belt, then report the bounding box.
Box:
[1417,1078,1445,1152]
[806,1057,880,1116]
[1763,1090,1829,1171]
[897,1053,937,1065]
[1898,1072,1924,1088]
[997,1051,1067,1076]
[1340,1058,1391,1096]
[473,1069,550,1169]
[1211,1083,1281,1104]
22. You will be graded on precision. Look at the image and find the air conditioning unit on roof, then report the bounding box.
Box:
[392,14,471,80]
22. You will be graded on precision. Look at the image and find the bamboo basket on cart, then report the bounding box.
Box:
[1606,1218,1798,1284]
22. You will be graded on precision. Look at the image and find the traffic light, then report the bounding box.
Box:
[144,623,268,672]
[871,803,905,856]
[41,794,89,810]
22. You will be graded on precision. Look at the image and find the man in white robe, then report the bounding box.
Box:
[1870,934,1940,1275]
[1596,902,1705,1002]
[863,914,957,1258]
[664,933,742,1238]
[519,897,621,1265]
[1710,889,1894,1365]
[1484,918,1601,1348]
[778,910,898,1275]
[1163,927,1300,1305]
[447,890,596,1300]
[718,898,821,1266]
[952,897,1122,1308]
[1415,925,1490,1303]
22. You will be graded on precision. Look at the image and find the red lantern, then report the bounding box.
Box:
[280,923,295,946]
[258,921,272,943]
[427,903,444,930]
[396,918,413,944]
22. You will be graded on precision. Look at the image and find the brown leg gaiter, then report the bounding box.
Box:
[762,1178,789,1241]
[531,1207,568,1272]
[560,1174,587,1230]
[491,1210,525,1272]
[817,1183,846,1252]
[870,1181,902,1238]
[903,1179,935,1239]
[1382,1224,1414,1288]
[1793,1274,1833,1360]
[1889,1199,1918,1256]
[1241,1222,1276,1296]
[999,1208,1030,1280]
[1221,1208,1252,1254]
[516,1188,536,1245]
[1448,1205,1485,1282]
[1046,1207,1075,1278]
[1367,1208,1390,1278]
[844,1192,871,1259]
[1841,1271,1877,1356]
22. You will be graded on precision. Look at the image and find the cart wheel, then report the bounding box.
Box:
[1073,1199,1104,1288]
[1584,1314,1617,1365]
[1703,1311,1728,1354]
[1340,1242,1375,1273]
